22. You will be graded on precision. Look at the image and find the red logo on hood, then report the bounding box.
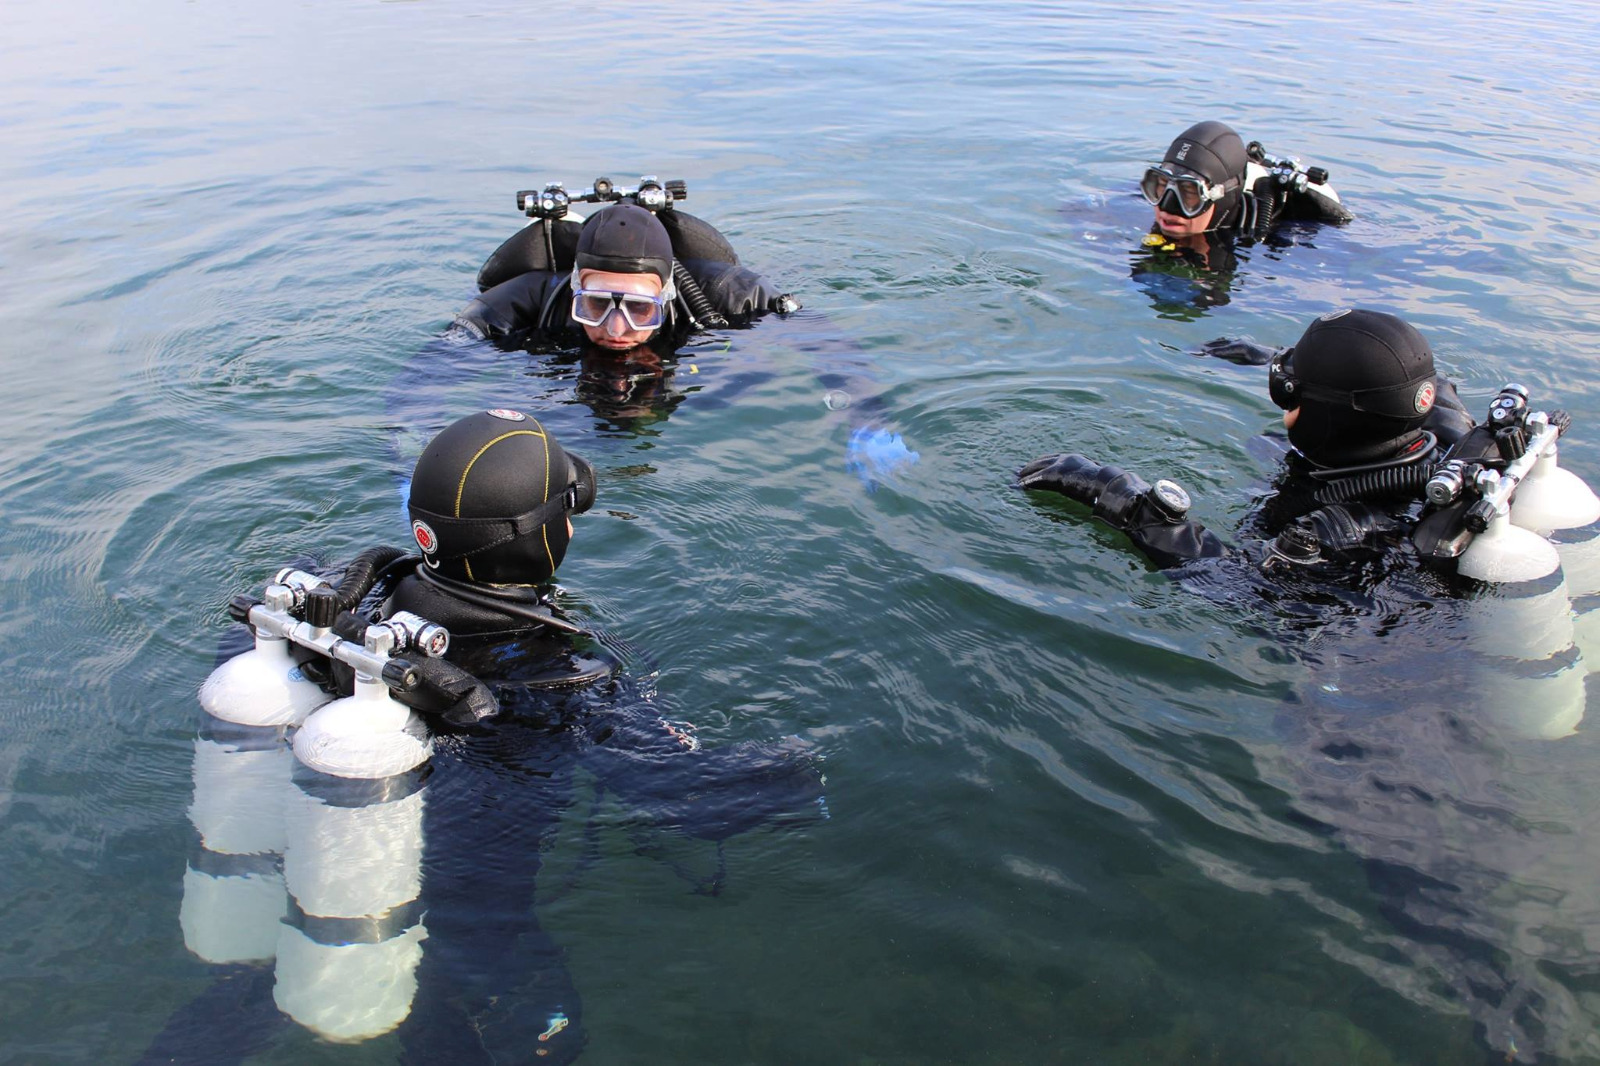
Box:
[1414,381,1436,414]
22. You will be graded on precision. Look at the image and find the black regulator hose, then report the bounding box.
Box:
[1313,463,1434,506]
[1253,189,1282,240]
[672,261,729,329]
[331,546,414,612]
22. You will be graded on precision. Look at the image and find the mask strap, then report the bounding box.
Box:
[410,488,577,562]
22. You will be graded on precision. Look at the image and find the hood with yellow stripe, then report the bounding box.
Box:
[407,409,596,586]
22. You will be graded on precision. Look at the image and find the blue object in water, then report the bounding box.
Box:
[847,427,919,491]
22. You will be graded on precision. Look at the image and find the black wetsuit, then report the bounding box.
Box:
[455,212,784,344]
[381,564,824,1063]
[143,563,823,1066]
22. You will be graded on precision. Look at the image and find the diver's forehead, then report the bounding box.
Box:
[578,268,662,295]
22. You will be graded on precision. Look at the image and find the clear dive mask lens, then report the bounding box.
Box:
[571,288,668,331]
[1140,165,1220,218]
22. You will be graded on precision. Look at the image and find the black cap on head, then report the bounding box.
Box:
[1284,309,1438,467]
[407,410,596,586]
[1162,120,1248,224]
[574,204,674,284]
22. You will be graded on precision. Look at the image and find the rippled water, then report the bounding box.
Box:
[5,1,1600,1063]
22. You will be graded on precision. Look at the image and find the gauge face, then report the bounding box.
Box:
[1153,479,1191,516]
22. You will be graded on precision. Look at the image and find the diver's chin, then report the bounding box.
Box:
[1154,214,1194,236]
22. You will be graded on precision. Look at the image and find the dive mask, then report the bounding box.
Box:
[571,288,669,331]
[1140,165,1225,219]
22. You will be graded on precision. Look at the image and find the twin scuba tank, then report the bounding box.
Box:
[1409,384,1600,583]
[1322,384,1600,739]
[188,559,477,1042]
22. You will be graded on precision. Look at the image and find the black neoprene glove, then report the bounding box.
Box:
[1018,453,1226,569]
[1016,452,1109,504]
[330,610,500,725]
[405,656,500,726]
[1017,453,1156,524]
[1192,337,1284,366]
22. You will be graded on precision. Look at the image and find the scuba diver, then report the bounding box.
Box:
[454,183,794,347]
[391,175,917,490]
[1017,308,1595,591]
[1017,310,1600,1062]
[147,410,825,1065]
[1142,120,1353,243]
[1021,309,1448,570]
[1130,120,1353,317]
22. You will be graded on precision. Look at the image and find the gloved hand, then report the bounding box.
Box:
[1015,453,1108,504]
[848,426,919,491]
[409,656,500,726]
[1019,454,1223,567]
[1018,454,1154,527]
[1192,337,1284,366]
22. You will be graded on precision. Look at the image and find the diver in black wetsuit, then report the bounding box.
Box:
[437,200,794,437]
[389,410,825,1062]
[1018,312,1600,1064]
[1018,310,1480,574]
[456,201,791,350]
[143,411,824,1066]
[1131,121,1353,315]
[1142,120,1352,245]
[392,185,917,489]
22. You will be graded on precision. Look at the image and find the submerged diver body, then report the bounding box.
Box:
[1017,310,1600,1061]
[1131,120,1353,315]
[150,411,824,1065]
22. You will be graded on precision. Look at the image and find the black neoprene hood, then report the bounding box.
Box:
[1287,309,1438,466]
[1162,121,1247,187]
[574,204,674,283]
[407,410,595,586]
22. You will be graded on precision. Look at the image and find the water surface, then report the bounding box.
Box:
[4,1,1600,1062]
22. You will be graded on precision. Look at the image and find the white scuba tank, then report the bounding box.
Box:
[199,630,330,728]
[1464,571,1586,739]
[179,726,293,964]
[1509,440,1600,724]
[292,673,433,780]
[1458,430,1600,738]
[273,769,429,1042]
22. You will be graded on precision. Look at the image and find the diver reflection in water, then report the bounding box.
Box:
[1019,309,1600,1060]
[1130,121,1352,318]
[517,337,690,432]
[147,411,824,1065]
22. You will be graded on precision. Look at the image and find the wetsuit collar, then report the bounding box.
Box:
[1295,430,1437,479]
